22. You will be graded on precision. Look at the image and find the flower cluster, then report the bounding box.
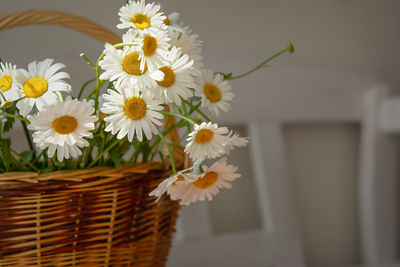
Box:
[0,0,292,205]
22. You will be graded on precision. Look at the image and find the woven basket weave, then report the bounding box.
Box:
[0,10,183,267]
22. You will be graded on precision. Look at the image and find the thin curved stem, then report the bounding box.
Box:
[78,77,96,100]
[182,99,211,122]
[87,139,121,168]
[158,132,177,174]
[0,113,29,123]
[225,43,293,80]
[10,148,39,172]
[21,121,35,153]
[159,111,196,125]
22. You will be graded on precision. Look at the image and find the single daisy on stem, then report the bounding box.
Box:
[169,31,203,72]
[15,59,71,117]
[171,158,241,206]
[123,28,170,72]
[101,87,164,142]
[27,98,97,161]
[194,70,234,116]
[117,0,166,33]
[0,62,23,106]
[99,44,164,91]
[154,46,194,105]
[185,122,228,161]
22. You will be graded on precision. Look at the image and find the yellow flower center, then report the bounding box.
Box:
[193,172,218,189]
[164,17,170,25]
[195,129,214,144]
[204,83,222,103]
[123,52,147,75]
[172,175,185,186]
[156,66,175,87]
[130,13,151,30]
[52,116,78,135]
[143,34,158,57]
[23,77,48,98]
[124,97,147,120]
[0,75,13,92]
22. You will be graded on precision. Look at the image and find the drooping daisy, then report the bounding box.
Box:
[27,98,97,161]
[169,31,203,72]
[149,171,198,201]
[153,46,194,105]
[185,122,228,160]
[101,87,163,142]
[125,28,171,72]
[194,70,234,116]
[223,131,249,154]
[117,0,166,33]
[15,59,71,117]
[171,158,241,206]
[99,43,164,91]
[0,62,23,106]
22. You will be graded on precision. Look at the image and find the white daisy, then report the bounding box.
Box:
[169,31,203,72]
[15,59,71,117]
[160,11,189,34]
[185,122,228,160]
[101,87,163,142]
[135,28,171,72]
[117,0,166,33]
[27,98,97,161]
[153,46,194,105]
[171,158,241,206]
[149,171,198,201]
[223,130,249,154]
[194,70,234,116]
[99,43,164,91]
[0,62,23,106]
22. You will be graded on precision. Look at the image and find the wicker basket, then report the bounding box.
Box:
[0,10,183,267]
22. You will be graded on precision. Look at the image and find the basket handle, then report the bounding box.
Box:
[0,9,182,151]
[0,10,122,44]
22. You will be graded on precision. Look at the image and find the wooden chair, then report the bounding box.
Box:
[167,64,400,267]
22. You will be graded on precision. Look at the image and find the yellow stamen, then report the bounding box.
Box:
[164,17,170,25]
[124,97,147,120]
[131,13,151,30]
[123,52,147,75]
[156,66,175,87]
[195,129,214,144]
[0,75,13,92]
[143,34,158,57]
[23,77,48,98]
[52,116,78,135]
[193,172,218,189]
[172,175,185,186]
[204,83,222,103]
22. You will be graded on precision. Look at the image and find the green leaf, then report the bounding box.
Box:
[3,103,17,133]
[110,149,122,168]
[189,96,202,102]
[0,138,12,171]
[65,159,78,170]
[40,166,56,174]
[21,150,35,162]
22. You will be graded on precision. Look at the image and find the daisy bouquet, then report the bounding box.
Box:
[0,0,293,206]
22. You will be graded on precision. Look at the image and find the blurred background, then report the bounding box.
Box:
[1,0,400,266]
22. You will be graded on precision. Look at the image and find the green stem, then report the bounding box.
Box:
[10,148,39,172]
[182,99,211,122]
[78,77,96,100]
[87,139,121,168]
[21,120,35,153]
[160,111,196,125]
[0,113,29,123]
[158,132,177,174]
[87,42,138,110]
[225,43,294,80]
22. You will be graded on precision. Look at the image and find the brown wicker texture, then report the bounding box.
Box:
[0,10,183,267]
